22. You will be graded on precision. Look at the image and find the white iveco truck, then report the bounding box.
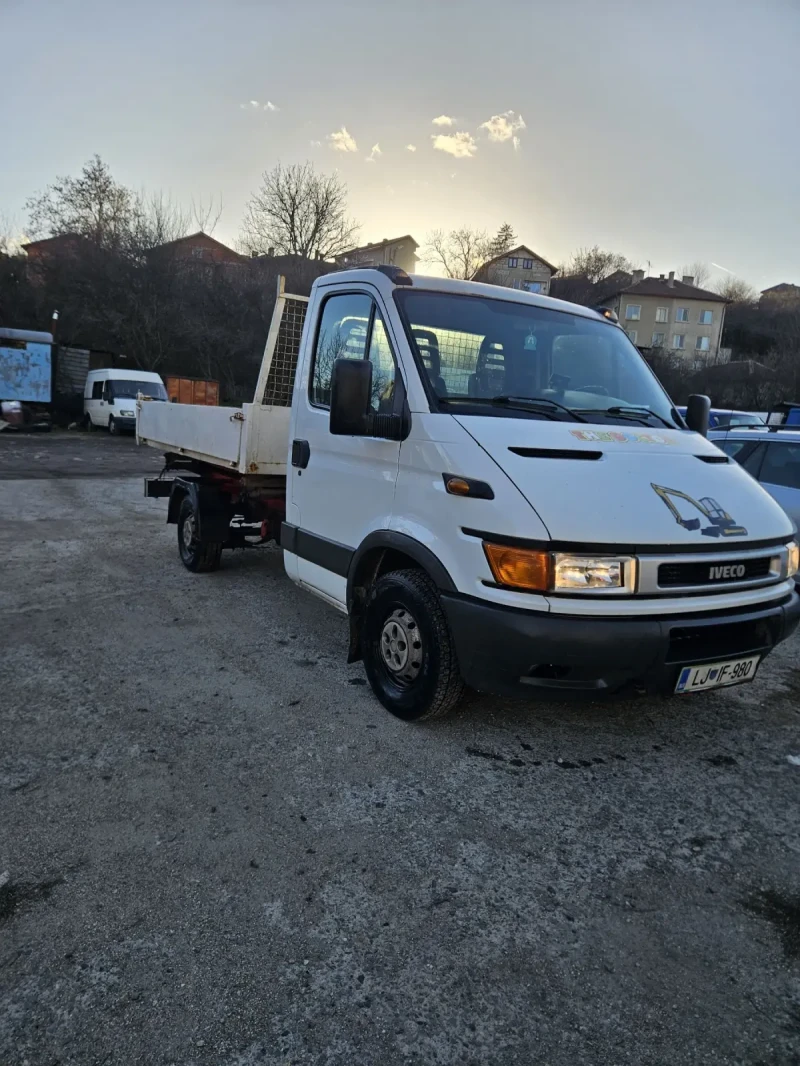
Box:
[138,268,799,720]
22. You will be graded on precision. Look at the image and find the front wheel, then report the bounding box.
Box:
[108,416,118,435]
[177,496,223,572]
[361,569,465,721]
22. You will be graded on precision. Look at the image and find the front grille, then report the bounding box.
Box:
[658,556,773,589]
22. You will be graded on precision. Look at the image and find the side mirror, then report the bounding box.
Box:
[685,394,711,437]
[330,359,372,436]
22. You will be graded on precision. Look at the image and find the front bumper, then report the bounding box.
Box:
[441,590,800,697]
[113,416,137,431]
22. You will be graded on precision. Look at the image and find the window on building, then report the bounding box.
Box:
[676,307,690,322]
[655,307,669,323]
[507,257,518,268]
[699,309,713,324]
[626,329,638,344]
[651,332,666,346]
[191,247,204,259]
[672,334,685,349]
[695,336,711,351]
[522,258,533,270]
[525,281,542,293]
[625,304,641,321]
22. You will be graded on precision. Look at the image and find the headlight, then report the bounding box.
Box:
[483,544,636,594]
[120,409,135,417]
[788,541,799,578]
[553,554,634,590]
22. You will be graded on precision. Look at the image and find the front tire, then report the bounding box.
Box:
[177,496,223,573]
[361,569,465,721]
[108,416,118,435]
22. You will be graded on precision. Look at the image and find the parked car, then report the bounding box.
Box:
[677,406,765,429]
[710,426,800,538]
[84,369,167,434]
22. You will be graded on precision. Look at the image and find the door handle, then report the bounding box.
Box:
[291,439,310,469]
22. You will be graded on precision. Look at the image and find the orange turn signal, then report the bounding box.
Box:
[483,543,551,591]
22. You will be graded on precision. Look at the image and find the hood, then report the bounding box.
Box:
[456,416,795,547]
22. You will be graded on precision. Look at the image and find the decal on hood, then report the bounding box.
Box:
[570,429,675,445]
[652,483,748,538]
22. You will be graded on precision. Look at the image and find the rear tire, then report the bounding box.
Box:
[177,496,223,572]
[85,414,96,432]
[361,568,465,721]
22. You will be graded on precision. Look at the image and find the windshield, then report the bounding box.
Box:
[109,379,167,400]
[718,413,764,427]
[395,290,679,426]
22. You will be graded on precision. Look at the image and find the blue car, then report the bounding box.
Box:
[676,407,765,430]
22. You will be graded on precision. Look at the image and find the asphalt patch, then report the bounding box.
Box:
[0,877,63,928]
[743,888,800,959]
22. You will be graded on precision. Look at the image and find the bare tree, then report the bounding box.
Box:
[680,260,711,288]
[559,245,634,285]
[190,196,223,236]
[422,227,491,280]
[714,275,758,305]
[239,163,359,260]
[25,155,138,250]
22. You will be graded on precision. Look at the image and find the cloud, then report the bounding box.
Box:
[310,139,322,147]
[431,131,477,159]
[479,110,526,143]
[263,101,279,112]
[712,262,734,275]
[432,115,455,127]
[406,144,417,152]
[328,126,358,153]
[249,100,259,109]
[512,135,521,152]
[365,143,382,163]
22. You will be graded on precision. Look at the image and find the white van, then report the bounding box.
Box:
[84,369,167,433]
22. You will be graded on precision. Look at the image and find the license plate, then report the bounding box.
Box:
[675,655,760,694]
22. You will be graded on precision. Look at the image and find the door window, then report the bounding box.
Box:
[740,443,766,477]
[310,293,398,412]
[759,442,800,490]
[91,381,104,400]
[719,439,750,460]
[310,293,372,407]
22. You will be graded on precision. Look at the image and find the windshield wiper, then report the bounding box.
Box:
[491,395,588,423]
[576,405,676,429]
[438,396,559,421]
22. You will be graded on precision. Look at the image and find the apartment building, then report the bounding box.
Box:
[601,271,728,362]
[473,245,556,294]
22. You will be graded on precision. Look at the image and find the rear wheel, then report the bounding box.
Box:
[85,414,96,432]
[361,568,465,721]
[177,496,223,572]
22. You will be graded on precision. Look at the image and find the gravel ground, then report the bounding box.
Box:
[2,434,800,1066]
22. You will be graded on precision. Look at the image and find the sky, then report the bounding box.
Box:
[2,0,799,288]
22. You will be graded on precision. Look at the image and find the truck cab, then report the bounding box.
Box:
[140,268,800,721]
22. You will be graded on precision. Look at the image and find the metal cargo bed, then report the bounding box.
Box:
[136,279,307,475]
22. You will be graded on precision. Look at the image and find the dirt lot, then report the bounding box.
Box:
[2,432,800,1066]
